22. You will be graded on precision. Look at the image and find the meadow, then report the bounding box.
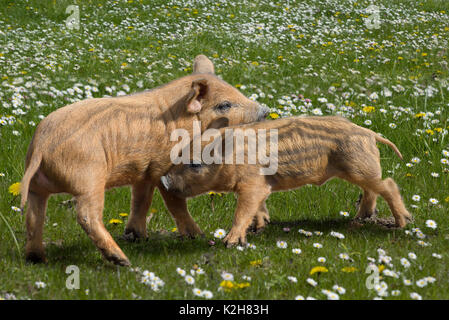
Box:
[0,0,448,300]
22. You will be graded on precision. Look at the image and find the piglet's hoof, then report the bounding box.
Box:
[223,232,247,248]
[178,224,204,239]
[103,250,131,267]
[25,251,48,264]
[121,229,147,242]
[109,255,131,267]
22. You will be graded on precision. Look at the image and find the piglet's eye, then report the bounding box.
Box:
[216,101,232,112]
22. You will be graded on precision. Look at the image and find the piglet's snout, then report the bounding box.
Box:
[160,175,172,191]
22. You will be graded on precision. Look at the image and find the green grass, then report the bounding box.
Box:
[1,0,449,300]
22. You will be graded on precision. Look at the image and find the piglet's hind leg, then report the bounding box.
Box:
[76,191,130,266]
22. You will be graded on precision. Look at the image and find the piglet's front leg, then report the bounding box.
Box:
[224,185,271,248]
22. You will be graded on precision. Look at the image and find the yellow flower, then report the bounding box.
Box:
[171,227,177,232]
[310,266,329,275]
[250,259,262,267]
[378,265,385,273]
[150,208,157,214]
[426,129,434,135]
[362,106,375,113]
[8,182,21,196]
[415,112,426,118]
[220,280,234,291]
[220,280,250,291]
[341,267,357,273]
[119,213,128,217]
[444,196,449,202]
[109,219,123,225]
[269,113,279,119]
[236,282,250,289]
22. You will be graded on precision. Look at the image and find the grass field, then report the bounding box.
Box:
[1,0,449,300]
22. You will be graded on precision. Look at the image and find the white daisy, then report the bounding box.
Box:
[306,278,317,287]
[276,240,288,249]
[408,252,417,260]
[176,267,186,277]
[214,229,227,239]
[425,220,437,229]
[317,257,326,263]
[400,258,410,268]
[410,292,422,300]
[221,272,234,281]
[185,275,195,285]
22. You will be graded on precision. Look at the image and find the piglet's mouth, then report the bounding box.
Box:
[160,175,172,191]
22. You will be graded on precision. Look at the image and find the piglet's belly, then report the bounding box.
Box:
[268,172,335,192]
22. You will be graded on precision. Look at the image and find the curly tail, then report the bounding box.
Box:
[20,152,42,212]
[374,134,403,160]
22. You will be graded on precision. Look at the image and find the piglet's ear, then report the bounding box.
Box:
[187,79,208,114]
[193,55,215,74]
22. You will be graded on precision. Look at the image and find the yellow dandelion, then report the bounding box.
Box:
[220,280,234,291]
[119,213,128,217]
[310,266,329,275]
[362,106,375,113]
[171,227,177,232]
[8,182,21,196]
[250,259,262,267]
[109,219,123,225]
[236,282,250,289]
[341,267,357,273]
[415,112,426,118]
[269,113,279,119]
